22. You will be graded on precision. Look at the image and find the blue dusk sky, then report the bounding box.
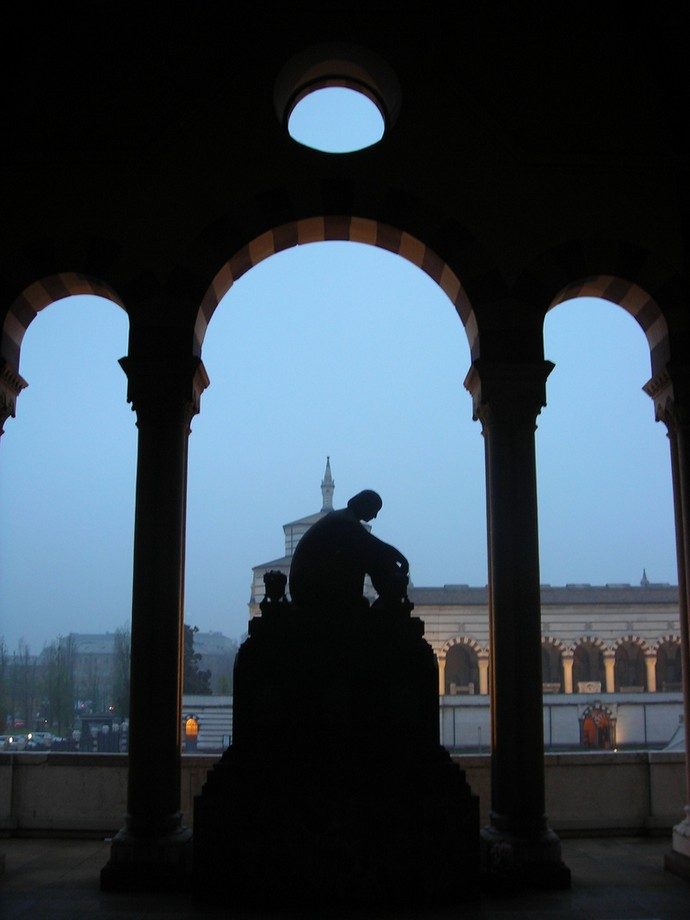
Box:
[0,90,677,652]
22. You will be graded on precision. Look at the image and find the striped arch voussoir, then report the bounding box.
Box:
[440,635,487,660]
[550,274,669,375]
[542,635,568,654]
[2,273,125,370]
[570,636,609,655]
[612,634,652,654]
[652,634,681,653]
[195,217,478,360]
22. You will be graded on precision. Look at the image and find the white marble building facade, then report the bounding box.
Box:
[250,463,683,748]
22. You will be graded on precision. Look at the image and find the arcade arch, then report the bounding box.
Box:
[0,290,135,661]
[656,637,682,691]
[194,217,479,359]
[538,291,675,590]
[1,273,126,372]
[572,639,607,692]
[541,638,566,692]
[548,275,669,375]
[185,235,486,640]
[441,637,486,696]
[613,636,649,691]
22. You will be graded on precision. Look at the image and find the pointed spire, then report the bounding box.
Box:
[321,456,335,511]
[640,568,650,587]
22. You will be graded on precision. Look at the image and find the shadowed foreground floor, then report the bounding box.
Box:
[1,836,689,918]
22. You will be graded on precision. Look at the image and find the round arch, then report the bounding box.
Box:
[513,237,681,378]
[442,638,483,696]
[611,633,652,655]
[541,636,567,691]
[654,635,682,692]
[194,217,480,361]
[571,636,608,691]
[542,635,568,654]
[580,702,616,750]
[440,635,487,659]
[653,633,682,654]
[548,275,669,377]
[612,634,650,691]
[570,635,609,655]
[2,273,126,372]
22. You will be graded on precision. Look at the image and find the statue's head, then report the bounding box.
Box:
[347,490,383,521]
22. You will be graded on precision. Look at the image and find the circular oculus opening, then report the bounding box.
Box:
[275,44,400,155]
[287,83,385,153]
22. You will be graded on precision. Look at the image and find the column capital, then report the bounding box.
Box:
[464,359,555,428]
[0,357,28,438]
[119,355,209,428]
[643,364,690,433]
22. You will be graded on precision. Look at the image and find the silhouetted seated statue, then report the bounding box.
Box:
[289,489,409,610]
[194,491,479,908]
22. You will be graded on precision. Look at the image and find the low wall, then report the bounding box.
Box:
[458,751,687,834]
[0,751,685,838]
[439,694,684,750]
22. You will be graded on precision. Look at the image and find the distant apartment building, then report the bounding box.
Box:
[62,630,236,707]
[189,631,237,694]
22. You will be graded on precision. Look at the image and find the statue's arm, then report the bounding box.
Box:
[364,532,409,575]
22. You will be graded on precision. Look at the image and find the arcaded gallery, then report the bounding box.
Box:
[1,5,689,912]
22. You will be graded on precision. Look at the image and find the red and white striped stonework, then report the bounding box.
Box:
[550,275,669,376]
[195,217,479,360]
[569,634,608,655]
[612,634,654,655]
[439,635,488,661]
[542,636,569,654]
[654,634,683,653]
[2,273,124,371]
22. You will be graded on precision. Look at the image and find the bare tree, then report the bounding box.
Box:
[184,625,212,695]
[11,641,38,730]
[42,635,76,735]
[112,626,131,718]
[0,639,9,730]
[81,660,103,713]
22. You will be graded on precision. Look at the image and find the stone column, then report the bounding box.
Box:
[465,359,569,887]
[437,655,446,696]
[562,654,574,694]
[101,354,209,890]
[478,655,489,695]
[604,652,616,693]
[0,357,28,439]
[645,653,658,693]
[644,365,690,878]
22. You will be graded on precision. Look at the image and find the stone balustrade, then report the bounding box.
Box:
[0,751,684,839]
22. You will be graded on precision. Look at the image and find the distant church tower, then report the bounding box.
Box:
[249,458,377,615]
[321,456,334,512]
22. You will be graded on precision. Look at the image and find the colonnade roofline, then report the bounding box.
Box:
[409,583,678,606]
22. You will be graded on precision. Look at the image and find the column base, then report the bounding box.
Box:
[100,821,192,892]
[480,824,571,892]
[664,809,690,882]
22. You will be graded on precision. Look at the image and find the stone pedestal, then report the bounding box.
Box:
[194,596,479,907]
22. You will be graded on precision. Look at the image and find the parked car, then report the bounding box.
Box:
[0,735,9,750]
[6,734,27,750]
[26,731,53,750]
